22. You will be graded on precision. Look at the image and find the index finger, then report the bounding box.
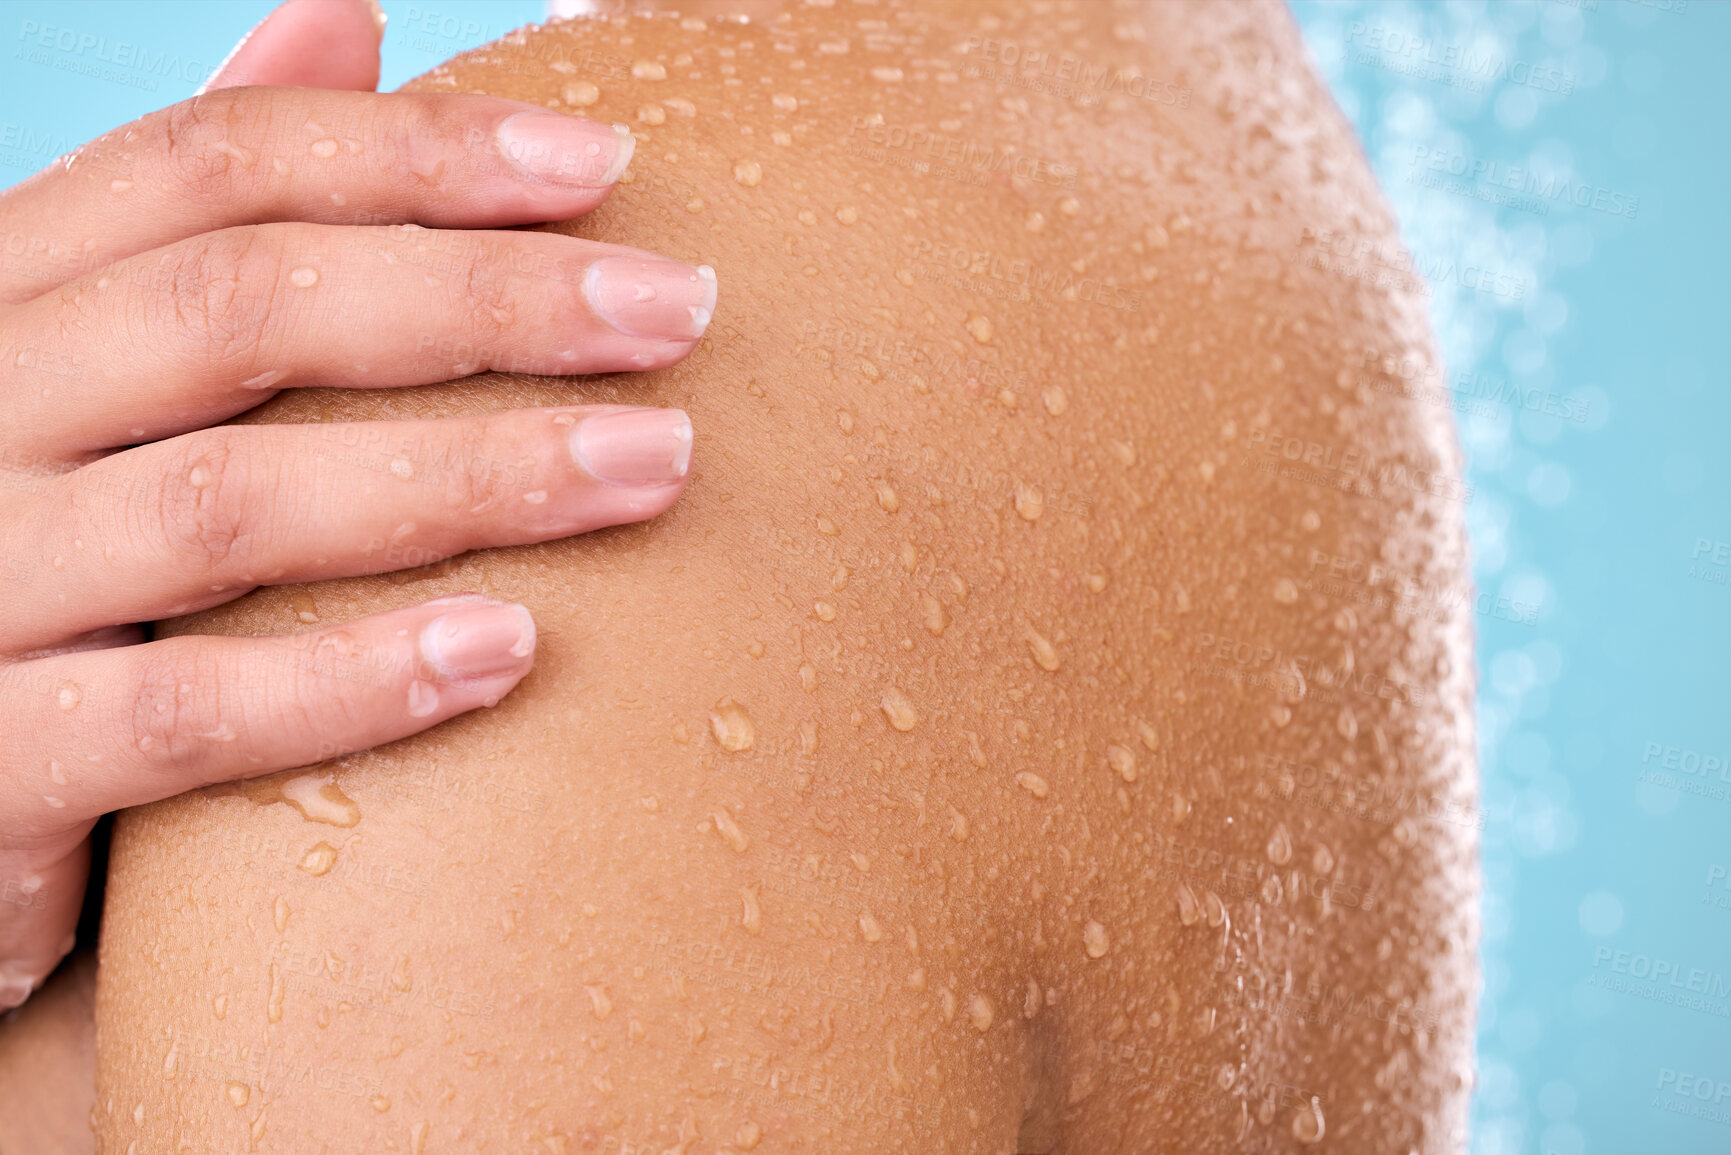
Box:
[0,87,634,304]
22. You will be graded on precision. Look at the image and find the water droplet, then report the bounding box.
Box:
[273,896,290,934]
[1273,578,1299,605]
[881,686,919,731]
[1336,706,1358,740]
[740,885,763,935]
[948,806,971,841]
[772,93,798,111]
[56,681,81,711]
[1204,890,1227,928]
[735,1120,763,1151]
[1014,482,1045,521]
[798,720,819,755]
[1270,705,1292,727]
[1312,844,1335,874]
[708,699,756,751]
[1266,823,1293,866]
[1042,386,1068,415]
[965,314,993,344]
[1026,629,1061,671]
[1106,745,1137,783]
[968,994,994,1031]
[632,60,667,80]
[227,1082,250,1107]
[289,266,319,288]
[1300,509,1322,532]
[1016,772,1050,799]
[1176,882,1202,926]
[1082,920,1110,958]
[213,993,228,1019]
[733,159,762,186]
[267,964,285,1022]
[1292,1097,1326,1144]
[814,600,838,622]
[298,842,337,876]
[280,772,361,827]
[859,911,884,942]
[920,595,949,637]
[798,663,819,692]
[835,205,859,225]
[564,81,600,106]
[372,1095,392,1113]
[586,984,614,1019]
[870,66,904,82]
[711,808,750,853]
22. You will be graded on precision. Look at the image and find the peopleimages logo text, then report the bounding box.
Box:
[1345,23,1576,94]
[1410,147,1639,219]
[15,20,213,86]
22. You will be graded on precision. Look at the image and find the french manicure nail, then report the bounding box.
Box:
[584,258,717,340]
[496,112,634,188]
[418,601,537,682]
[571,408,693,487]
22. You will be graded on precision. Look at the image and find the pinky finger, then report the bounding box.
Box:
[4,593,537,836]
[0,593,537,1004]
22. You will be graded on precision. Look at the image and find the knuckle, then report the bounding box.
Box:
[152,229,282,370]
[433,418,512,521]
[152,89,266,206]
[452,240,518,352]
[134,431,264,577]
[127,643,229,768]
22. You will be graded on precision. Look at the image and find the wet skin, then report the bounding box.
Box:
[79,2,1478,1152]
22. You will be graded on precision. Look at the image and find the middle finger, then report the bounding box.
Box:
[3,223,716,459]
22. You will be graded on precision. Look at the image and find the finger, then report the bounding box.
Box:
[6,224,716,457]
[203,0,386,94]
[0,87,635,304]
[4,594,536,823]
[3,406,692,649]
[0,840,88,1012]
[0,593,536,1001]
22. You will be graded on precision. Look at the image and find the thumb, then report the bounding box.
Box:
[201,0,386,93]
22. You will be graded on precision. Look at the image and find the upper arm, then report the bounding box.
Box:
[93,6,1477,1152]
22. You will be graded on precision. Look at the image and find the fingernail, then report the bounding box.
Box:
[496,112,634,188]
[584,258,717,340]
[571,408,693,487]
[418,601,537,682]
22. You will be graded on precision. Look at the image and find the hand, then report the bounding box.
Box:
[0,0,712,1010]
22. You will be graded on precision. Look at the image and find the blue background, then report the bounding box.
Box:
[2,1,1726,1150]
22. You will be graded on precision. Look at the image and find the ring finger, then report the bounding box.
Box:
[0,405,693,653]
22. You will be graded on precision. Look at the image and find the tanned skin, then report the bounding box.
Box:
[32,3,1479,1151]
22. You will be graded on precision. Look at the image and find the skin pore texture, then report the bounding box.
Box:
[87,2,1478,1151]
